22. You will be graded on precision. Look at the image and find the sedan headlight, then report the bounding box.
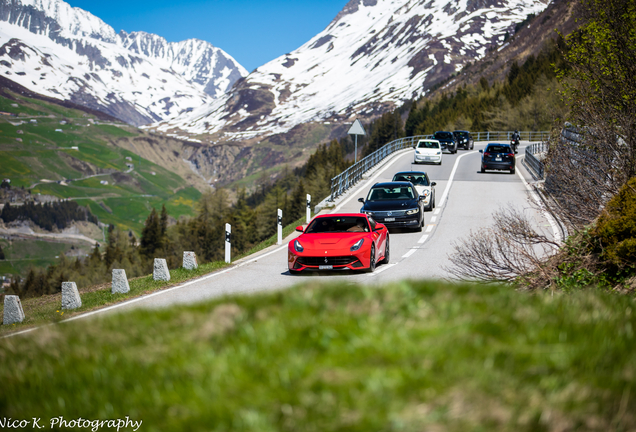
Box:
[436,151,441,155]
[406,208,419,215]
[421,190,430,197]
[350,238,364,252]
[362,210,374,216]
[294,240,304,253]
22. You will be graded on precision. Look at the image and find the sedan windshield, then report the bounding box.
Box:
[392,174,430,186]
[486,145,511,153]
[434,132,453,140]
[367,186,415,201]
[455,132,469,139]
[305,216,370,233]
[417,140,440,149]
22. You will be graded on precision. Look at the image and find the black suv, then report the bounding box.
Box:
[434,131,458,154]
[358,182,425,231]
[479,143,516,174]
[453,130,474,150]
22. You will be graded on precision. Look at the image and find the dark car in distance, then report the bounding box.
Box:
[479,143,516,174]
[359,182,425,231]
[434,131,458,154]
[453,130,474,150]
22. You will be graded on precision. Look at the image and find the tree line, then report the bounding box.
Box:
[1,201,98,231]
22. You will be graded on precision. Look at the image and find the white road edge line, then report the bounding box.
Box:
[515,155,562,243]
[402,249,417,258]
[430,216,437,222]
[425,225,434,233]
[433,208,440,215]
[367,263,396,277]
[417,234,429,244]
[437,150,477,207]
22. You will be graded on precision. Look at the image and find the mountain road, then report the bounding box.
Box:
[104,141,555,313]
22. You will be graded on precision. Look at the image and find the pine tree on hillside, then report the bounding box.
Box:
[0,244,5,260]
[140,208,162,258]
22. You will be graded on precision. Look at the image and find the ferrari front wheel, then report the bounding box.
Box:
[380,237,390,265]
[367,245,376,273]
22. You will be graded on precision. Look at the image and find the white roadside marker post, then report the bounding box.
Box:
[225,223,231,264]
[306,194,311,224]
[277,209,283,245]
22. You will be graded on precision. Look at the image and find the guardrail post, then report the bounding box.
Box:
[277,209,283,245]
[183,252,198,270]
[225,224,231,263]
[306,194,311,224]
[153,258,170,281]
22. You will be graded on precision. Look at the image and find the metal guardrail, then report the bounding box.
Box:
[329,131,550,201]
[525,142,549,179]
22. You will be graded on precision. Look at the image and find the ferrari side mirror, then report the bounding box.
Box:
[295,226,304,233]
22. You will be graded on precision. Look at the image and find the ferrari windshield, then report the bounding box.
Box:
[392,173,430,186]
[367,185,416,201]
[305,216,370,233]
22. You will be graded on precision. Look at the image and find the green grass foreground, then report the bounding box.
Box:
[1,281,635,431]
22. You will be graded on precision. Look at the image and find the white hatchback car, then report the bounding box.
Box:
[413,139,443,165]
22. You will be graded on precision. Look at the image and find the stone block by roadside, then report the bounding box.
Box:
[61,281,82,310]
[3,295,25,325]
[183,251,198,270]
[112,269,130,294]
[153,258,170,281]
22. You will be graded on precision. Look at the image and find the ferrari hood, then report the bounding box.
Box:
[297,232,367,250]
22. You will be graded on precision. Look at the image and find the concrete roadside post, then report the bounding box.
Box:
[112,269,130,294]
[183,251,198,270]
[61,281,82,309]
[306,194,311,224]
[153,258,170,281]
[277,209,283,245]
[225,224,231,263]
[3,295,25,325]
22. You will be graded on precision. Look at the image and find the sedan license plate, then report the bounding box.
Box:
[384,217,395,222]
[495,157,502,161]
[319,265,333,270]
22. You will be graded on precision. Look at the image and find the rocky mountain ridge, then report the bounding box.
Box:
[0,0,247,125]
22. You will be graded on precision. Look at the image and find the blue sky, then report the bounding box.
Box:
[66,0,348,72]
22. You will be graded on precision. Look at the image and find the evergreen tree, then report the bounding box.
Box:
[140,208,162,258]
[0,244,4,260]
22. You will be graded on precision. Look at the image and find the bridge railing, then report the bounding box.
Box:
[329,130,550,202]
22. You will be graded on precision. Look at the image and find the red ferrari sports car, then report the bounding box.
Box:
[288,213,390,274]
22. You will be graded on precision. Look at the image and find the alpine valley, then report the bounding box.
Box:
[1,0,551,186]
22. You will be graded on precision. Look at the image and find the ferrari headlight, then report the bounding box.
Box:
[406,208,419,215]
[350,238,364,252]
[294,240,304,253]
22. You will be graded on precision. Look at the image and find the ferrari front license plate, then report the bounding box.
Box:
[385,217,395,222]
[319,265,333,270]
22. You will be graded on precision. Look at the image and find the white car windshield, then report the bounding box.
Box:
[417,141,440,149]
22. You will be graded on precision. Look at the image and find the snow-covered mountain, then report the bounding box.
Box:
[0,0,247,125]
[155,0,549,141]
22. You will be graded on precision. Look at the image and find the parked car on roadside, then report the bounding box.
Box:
[453,130,474,150]
[413,139,442,165]
[358,182,425,231]
[391,171,436,211]
[434,131,458,154]
[479,143,516,174]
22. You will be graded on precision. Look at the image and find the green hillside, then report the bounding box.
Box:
[0,91,201,235]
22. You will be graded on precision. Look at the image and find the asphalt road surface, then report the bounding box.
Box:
[104,141,557,313]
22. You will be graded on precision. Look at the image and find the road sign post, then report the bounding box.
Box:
[306,194,311,224]
[225,223,231,263]
[277,209,283,245]
[348,118,367,164]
